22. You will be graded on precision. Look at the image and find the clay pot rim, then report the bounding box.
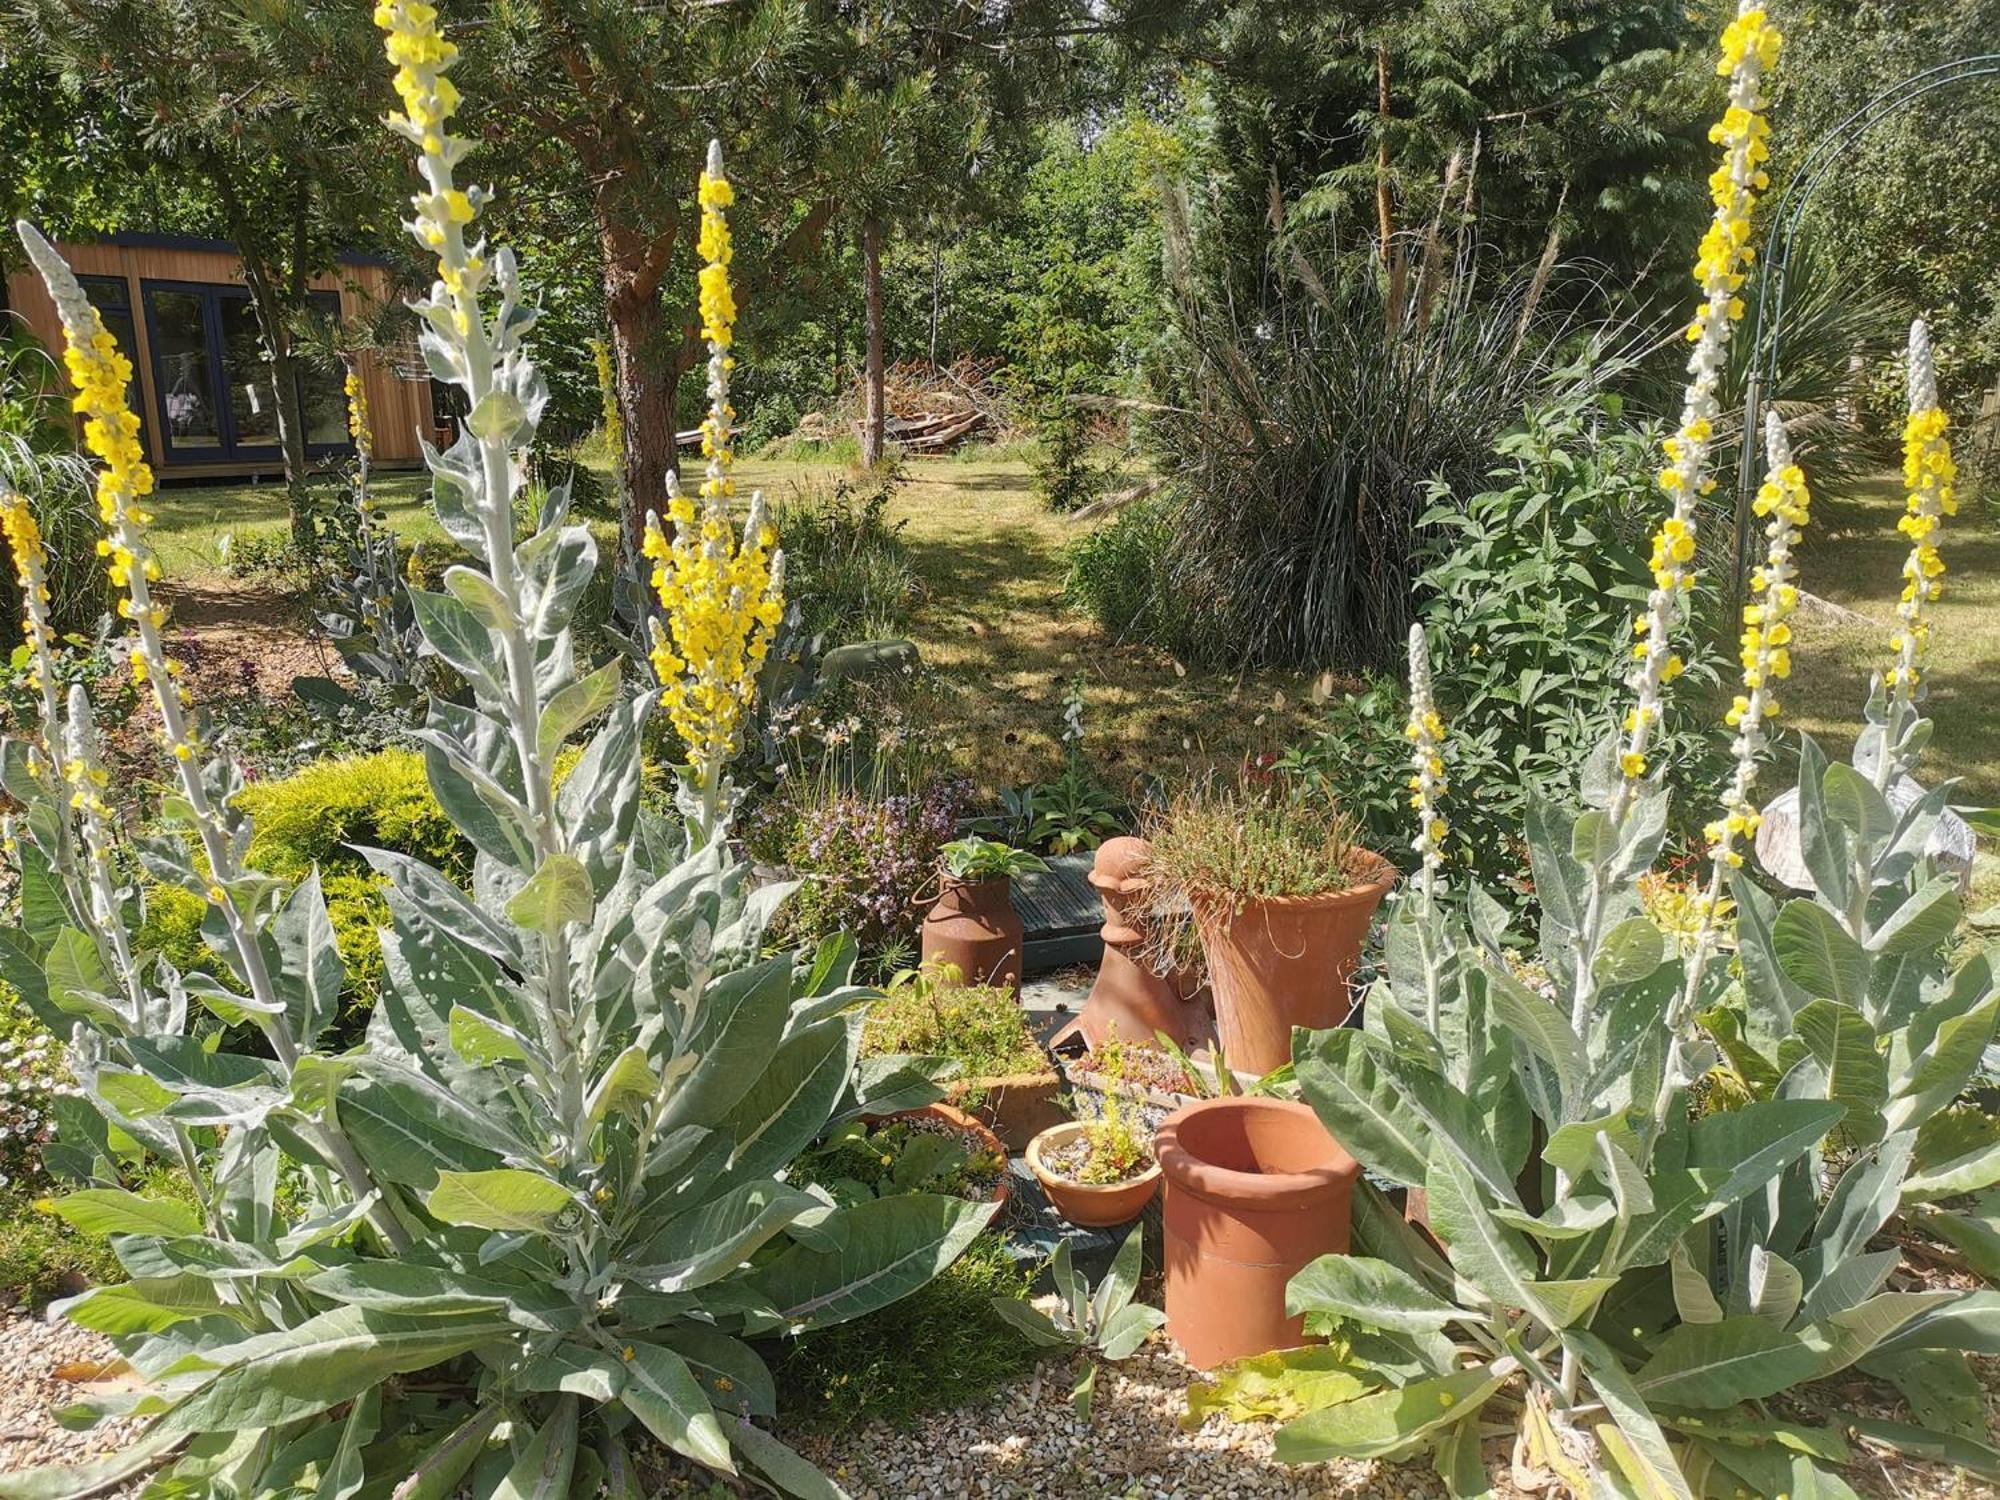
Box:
[1185,855,1398,917]
[1025,1120,1164,1194]
[1155,1097,1360,1207]
[871,1101,1013,1207]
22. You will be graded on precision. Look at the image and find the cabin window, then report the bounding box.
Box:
[140,281,350,465]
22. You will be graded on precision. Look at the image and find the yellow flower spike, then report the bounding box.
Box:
[646,140,785,833]
[1886,319,1953,714]
[1706,410,1812,875]
[1620,1,1781,793]
[1404,625,1449,900]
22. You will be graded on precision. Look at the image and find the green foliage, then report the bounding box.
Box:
[792,1115,1004,1208]
[771,1234,1042,1432]
[866,964,1049,1082]
[1063,494,1191,648]
[985,1227,1165,1420]
[1274,670,2000,1492]
[1283,393,1729,892]
[1132,220,1606,670]
[939,836,1045,881]
[3,168,986,1500]
[770,466,919,642]
[0,1190,123,1308]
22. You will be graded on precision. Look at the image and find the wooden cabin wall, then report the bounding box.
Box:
[4,240,432,477]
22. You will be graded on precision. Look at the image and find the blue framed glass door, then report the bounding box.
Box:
[140,281,350,466]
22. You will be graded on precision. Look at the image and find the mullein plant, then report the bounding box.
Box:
[306,359,424,694]
[0,7,987,1497]
[1226,13,2000,1497]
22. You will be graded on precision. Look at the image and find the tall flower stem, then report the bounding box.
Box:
[1566,2,1781,1038]
[16,223,411,1254]
[1878,318,1955,794]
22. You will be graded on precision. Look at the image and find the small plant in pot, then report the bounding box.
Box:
[1142,777,1395,1075]
[1027,1083,1162,1227]
[868,960,1064,1149]
[919,836,1047,992]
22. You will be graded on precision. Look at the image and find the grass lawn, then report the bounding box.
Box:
[155,450,1320,798]
[150,453,1995,807]
[1789,471,2000,804]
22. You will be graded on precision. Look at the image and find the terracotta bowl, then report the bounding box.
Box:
[875,1101,1012,1212]
[1025,1120,1162,1226]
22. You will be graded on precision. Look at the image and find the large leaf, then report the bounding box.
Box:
[753,1193,996,1331]
[267,870,346,1047]
[1273,1366,1503,1463]
[1686,1099,1847,1211]
[1885,990,2000,1135]
[1294,1027,1432,1186]
[1772,902,1870,1009]
[632,1178,820,1293]
[1777,1001,1887,1143]
[492,1396,578,1500]
[1285,1254,1480,1334]
[156,1307,515,1434]
[1632,1317,1821,1408]
[620,1341,733,1473]
[428,1169,576,1233]
[1184,1346,1375,1425]
[714,1017,858,1181]
[1562,1329,1695,1500]
[46,1188,199,1238]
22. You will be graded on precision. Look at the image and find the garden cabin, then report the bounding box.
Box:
[3,233,433,480]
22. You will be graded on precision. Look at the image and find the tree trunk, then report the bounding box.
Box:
[929,237,943,370]
[598,216,679,556]
[1376,42,1407,339]
[235,253,312,551]
[860,214,886,468]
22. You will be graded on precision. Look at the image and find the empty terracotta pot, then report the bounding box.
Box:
[1194,858,1396,1075]
[1025,1121,1162,1226]
[920,875,1024,994]
[1155,1097,1361,1369]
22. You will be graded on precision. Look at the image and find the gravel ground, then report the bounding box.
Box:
[0,1310,143,1487]
[1,1311,1988,1499]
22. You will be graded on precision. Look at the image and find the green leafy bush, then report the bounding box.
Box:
[1283,393,1728,893]
[770,466,919,642]
[1062,493,1186,648]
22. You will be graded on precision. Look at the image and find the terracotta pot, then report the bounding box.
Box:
[1155,1097,1361,1368]
[1025,1121,1162,1227]
[876,1102,1012,1211]
[1070,837,1215,1052]
[920,875,1024,995]
[1194,859,1396,1075]
[949,1071,1066,1153]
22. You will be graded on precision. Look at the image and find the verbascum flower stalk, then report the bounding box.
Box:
[15,224,342,1084]
[1886,317,1954,710]
[1403,623,1448,902]
[62,683,148,1016]
[344,362,374,476]
[643,140,784,832]
[1619,2,1780,786]
[1,485,66,770]
[1705,410,1809,871]
[1650,412,1813,1144]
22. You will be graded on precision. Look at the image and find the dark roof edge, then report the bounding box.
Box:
[70,231,393,270]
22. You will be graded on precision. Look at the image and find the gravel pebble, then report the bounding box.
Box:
[0,1310,144,1489]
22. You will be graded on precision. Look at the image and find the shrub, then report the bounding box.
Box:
[770,466,919,642]
[1062,493,1183,647]
[1281,392,1729,894]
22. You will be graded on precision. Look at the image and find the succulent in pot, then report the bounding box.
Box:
[919,837,1045,993]
[1026,1089,1161,1227]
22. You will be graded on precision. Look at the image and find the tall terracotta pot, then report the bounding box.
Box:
[1069,836,1213,1053]
[1155,1097,1360,1369]
[920,875,1023,994]
[1194,859,1396,1075]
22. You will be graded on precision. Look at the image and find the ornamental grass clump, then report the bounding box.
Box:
[1145,776,1370,908]
[1234,13,2000,1497]
[0,9,991,1496]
